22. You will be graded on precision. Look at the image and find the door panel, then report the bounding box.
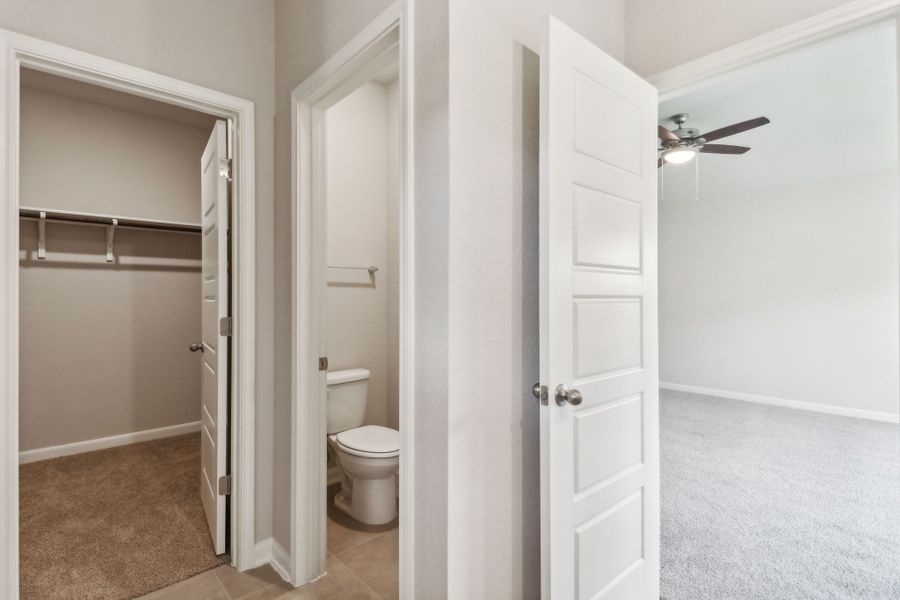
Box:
[200,120,229,555]
[539,17,659,600]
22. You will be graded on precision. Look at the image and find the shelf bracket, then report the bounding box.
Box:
[37,211,46,260]
[106,218,117,263]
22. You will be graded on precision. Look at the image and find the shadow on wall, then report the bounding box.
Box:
[515,41,541,599]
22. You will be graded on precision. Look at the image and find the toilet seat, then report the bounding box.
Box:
[335,425,400,458]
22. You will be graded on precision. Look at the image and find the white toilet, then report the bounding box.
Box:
[326,368,399,525]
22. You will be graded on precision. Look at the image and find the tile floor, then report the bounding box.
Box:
[137,505,398,600]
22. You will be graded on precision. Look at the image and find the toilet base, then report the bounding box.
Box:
[333,477,397,525]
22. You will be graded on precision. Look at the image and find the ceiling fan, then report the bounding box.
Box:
[658,113,770,167]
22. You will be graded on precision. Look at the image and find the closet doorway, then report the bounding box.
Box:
[0,31,258,600]
[17,69,229,599]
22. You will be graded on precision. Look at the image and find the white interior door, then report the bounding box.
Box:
[200,120,229,555]
[539,17,659,599]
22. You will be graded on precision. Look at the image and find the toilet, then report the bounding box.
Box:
[326,368,399,525]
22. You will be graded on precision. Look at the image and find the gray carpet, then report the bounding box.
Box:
[661,389,900,600]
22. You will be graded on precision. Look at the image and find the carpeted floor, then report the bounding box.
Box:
[19,433,227,600]
[661,389,900,600]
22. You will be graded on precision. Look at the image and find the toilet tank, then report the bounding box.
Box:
[326,368,370,434]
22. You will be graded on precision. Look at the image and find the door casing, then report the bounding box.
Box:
[0,30,259,599]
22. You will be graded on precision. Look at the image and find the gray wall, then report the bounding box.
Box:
[660,173,900,417]
[0,0,276,542]
[18,87,209,451]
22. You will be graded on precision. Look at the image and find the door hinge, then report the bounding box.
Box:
[218,157,233,182]
[218,474,232,496]
[219,316,233,337]
[319,356,329,371]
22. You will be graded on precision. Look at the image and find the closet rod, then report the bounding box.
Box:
[19,206,202,234]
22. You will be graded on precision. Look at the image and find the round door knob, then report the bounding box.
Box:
[555,384,583,406]
[189,343,204,353]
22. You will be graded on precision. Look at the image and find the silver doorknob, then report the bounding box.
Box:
[555,384,583,406]
[189,343,204,353]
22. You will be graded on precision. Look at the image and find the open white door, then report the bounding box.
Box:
[539,17,659,599]
[199,120,229,555]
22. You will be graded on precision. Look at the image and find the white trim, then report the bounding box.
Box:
[270,538,293,584]
[660,382,900,424]
[289,3,411,594]
[398,1,416,594]
[253,538,274,569]
[19,421,202,464]
[648,0,900,99]
[0,30,258,598]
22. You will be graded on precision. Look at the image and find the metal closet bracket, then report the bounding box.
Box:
[37,211,46,260]
[106,218,117,263]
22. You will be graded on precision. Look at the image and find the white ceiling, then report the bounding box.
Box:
[21,68,218,131]
[659,20,898,200]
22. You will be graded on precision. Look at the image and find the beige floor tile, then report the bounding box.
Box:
[214,564,286,599]
[295,557,380,600]
[236,581,299,600]
[136,570,228,600]
[327,509,396,555]
[336,529,399,600]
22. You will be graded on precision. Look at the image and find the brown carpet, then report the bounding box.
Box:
[19,433,228,600]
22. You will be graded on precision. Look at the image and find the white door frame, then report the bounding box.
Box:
[0,31,258,598]
[289,2,413,593]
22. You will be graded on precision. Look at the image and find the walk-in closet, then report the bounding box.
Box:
[17,67,230,600]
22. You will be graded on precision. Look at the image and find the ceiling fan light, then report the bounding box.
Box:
[662,147,697,164]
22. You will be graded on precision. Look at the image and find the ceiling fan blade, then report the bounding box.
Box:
[701,117,770,142]
[658,125,679,143]
[658,157,664,168]
[699,144,751,155]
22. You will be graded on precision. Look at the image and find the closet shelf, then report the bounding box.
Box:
[19,206,202,234]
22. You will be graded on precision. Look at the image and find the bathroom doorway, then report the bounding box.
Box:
[321,57,401,594]
[289,7,410,597]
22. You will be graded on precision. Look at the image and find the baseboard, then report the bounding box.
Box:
[253,538,273,569]
[19,421,202,464]
[269,538,292,584]
[660,382,900,424]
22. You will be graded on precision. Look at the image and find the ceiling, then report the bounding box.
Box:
[659,20,898,200]
[21,68,218,131]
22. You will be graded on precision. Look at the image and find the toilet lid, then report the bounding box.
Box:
[336,425,400,457]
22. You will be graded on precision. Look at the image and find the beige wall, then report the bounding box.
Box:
[0,0,276,541]
[18,87,210,451]
[325,81,400,429]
